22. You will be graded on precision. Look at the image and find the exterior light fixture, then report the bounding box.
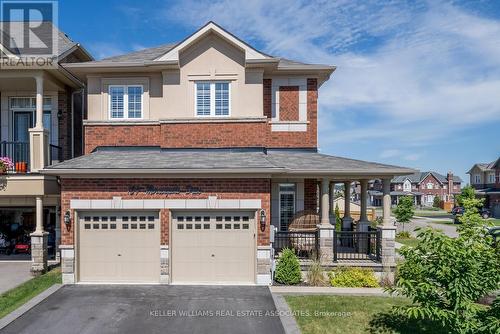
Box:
[260,209,266,232]
[57,109,63,119]
[64,211,71,225]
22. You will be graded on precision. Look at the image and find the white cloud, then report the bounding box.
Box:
[163,0,500,148]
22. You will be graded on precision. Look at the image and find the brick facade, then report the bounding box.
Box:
[58,90,72,161]
[304,178,318,211]
[279,86,299,121]
[263,79,272,119]
[60,178,271,246]
[84,78,319,153]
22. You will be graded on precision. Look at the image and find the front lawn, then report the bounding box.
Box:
[285,295,451,334]
[0,268,61,319]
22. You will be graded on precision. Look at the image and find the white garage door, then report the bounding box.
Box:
[171,211,256,284]
[78,212,160,283]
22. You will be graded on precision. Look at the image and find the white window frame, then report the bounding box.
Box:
[194,81,231,117]
[426,182,433,189]
[488,173,495,184]
[474,174,481,184]
[108,85,143,120]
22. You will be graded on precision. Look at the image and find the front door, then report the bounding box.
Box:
[13,112,33,142]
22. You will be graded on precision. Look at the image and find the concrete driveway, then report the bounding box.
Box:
[2,285,286,334]
[0,262,32,294]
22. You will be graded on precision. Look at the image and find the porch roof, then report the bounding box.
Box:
[43,147,416,177]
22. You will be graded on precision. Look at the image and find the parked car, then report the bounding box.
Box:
[452,206,491,219]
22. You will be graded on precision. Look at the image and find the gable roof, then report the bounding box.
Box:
[62,21,334,74]
[392,171,462,184]
[155,21,270,62]
[467,157,500,174]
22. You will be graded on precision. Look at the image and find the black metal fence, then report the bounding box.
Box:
[333,229,381,261]
[0,141,29,173]
[273,230,319,259]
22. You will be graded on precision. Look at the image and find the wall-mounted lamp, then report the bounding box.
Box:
[260,209,266,232]
[64,211,71,226]
[57,109,63,119]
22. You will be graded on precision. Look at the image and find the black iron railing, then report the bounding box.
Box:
[333,229,381,261]
[0,141,29,173]
[273,230,319,259]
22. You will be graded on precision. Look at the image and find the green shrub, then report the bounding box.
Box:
[306,260,326,286]
[328,267,379,288]
[397,231,411,239]
[275,248,302,284]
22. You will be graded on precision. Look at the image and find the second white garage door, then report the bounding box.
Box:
[171,211,256,284]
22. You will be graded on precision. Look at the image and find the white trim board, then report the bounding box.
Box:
[70,197,262,210]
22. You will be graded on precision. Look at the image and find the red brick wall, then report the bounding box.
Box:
[263,79,272,119]
[279,86,299,121]
[58,90,72,161]
[60,178,271,246]
[304,178,318,211]
[84,78,319,153]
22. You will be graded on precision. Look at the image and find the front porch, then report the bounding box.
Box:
[271,178,396,272]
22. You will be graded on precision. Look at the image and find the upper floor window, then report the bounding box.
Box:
[426,182,433,189]
[488,173,495,184]
[474,174,481,184]
[109,85,143,119]
[195,81,230,117]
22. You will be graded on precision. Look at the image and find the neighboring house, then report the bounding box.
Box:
[467,157,500,218]
[35,22,414,285]
[0,22,92,263]
[367,171,462,207]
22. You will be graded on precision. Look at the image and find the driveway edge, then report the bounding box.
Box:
[271,291,301,334]
[0,284,62,331]
[270,286,391,296]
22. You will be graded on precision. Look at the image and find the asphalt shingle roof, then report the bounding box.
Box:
[392,171,462,184]
[46,147,414,176]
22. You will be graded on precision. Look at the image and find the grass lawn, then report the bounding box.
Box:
[285,295,450,334]
[487,218,500,226]
[395,237,420,248]
[0,268,61,319]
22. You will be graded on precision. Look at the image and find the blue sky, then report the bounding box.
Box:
[58,0,500,182]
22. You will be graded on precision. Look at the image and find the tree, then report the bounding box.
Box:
[393,196,414,231]
[389,194,500,333]
[455,185,477,207]
[334,204,341,231]
[433,196,442,208]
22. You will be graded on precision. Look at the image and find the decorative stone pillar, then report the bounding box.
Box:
[30,196,48,274]
[342,181,353,230]
[55,205,61,262]
[257,245,272,285]
[377,178,396,282]
[60,245,75,284]
[317,178,334,261]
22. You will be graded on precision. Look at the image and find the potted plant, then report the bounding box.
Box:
[0,157,14,174]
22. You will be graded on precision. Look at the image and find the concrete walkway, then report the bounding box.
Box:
[0,262,32,294]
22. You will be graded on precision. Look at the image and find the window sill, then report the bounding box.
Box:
[269,121,309,132]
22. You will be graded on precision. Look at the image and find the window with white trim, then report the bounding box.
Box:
[109,85,143,119]
[195,81,230,116]
[488,173,495,184]
[426,182,433,189]
[474,174,481,184]
[279,184,296,231]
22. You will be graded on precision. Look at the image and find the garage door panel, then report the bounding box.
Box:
[79,212,160,283]
[172,211,256,284]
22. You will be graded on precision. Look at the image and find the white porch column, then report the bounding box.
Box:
[29,74,49,172]
[320,178,331,225]
[35,75,44,129]
[342,181,353,230]
[382,178,392,226]
[359,180,368,223]
[30,196,48,274]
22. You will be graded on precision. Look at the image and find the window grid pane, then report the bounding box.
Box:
[110,86,124,118]
[196,83,211,116]
[215,82,229,116]
[128,86,142,118]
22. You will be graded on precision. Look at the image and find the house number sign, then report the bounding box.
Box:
[128,185,202,196]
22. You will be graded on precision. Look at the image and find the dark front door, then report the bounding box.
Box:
[14,112,33,142]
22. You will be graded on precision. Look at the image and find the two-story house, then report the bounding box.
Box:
[0,22,92,265]
[42,22,414,285]
[468,157,500,217]
[367,171,462,207]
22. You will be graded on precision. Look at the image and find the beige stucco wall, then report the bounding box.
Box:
[86,33,264,121]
